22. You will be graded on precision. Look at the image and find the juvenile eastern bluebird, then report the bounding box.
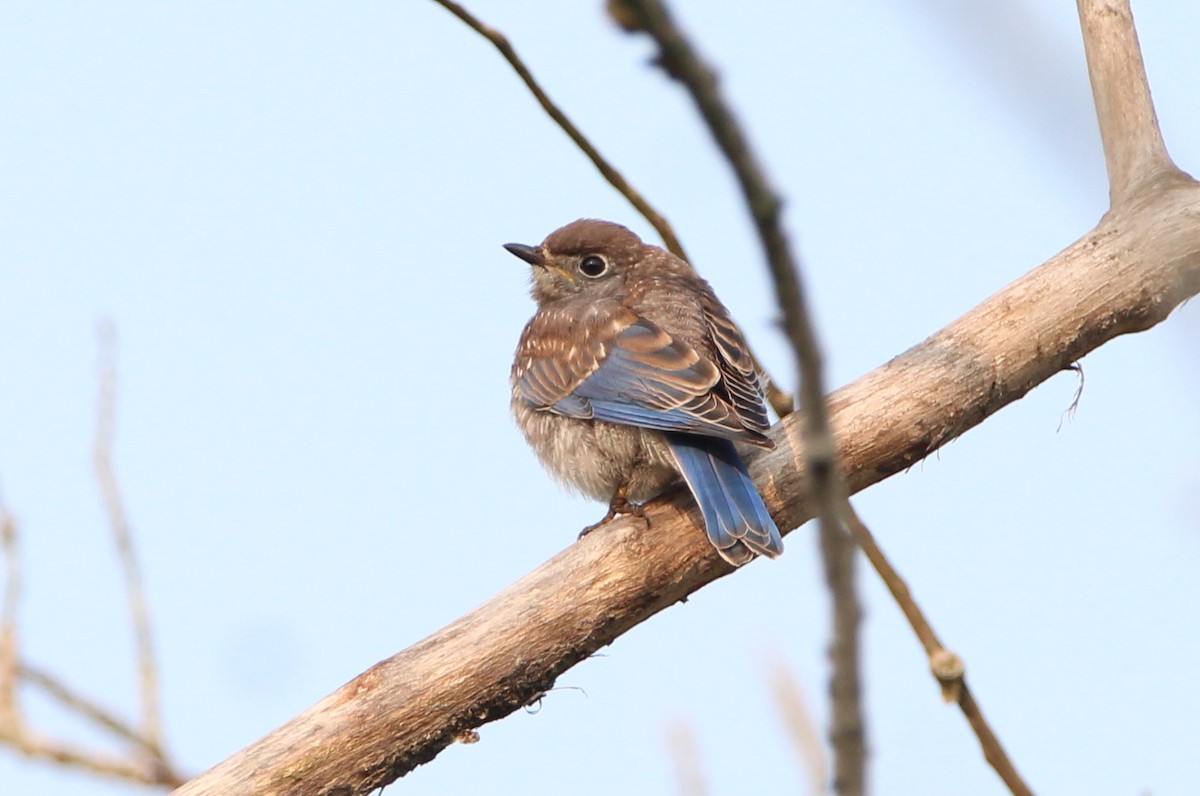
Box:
[503,219,783,566]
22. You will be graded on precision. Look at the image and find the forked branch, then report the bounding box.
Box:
[0,330,182,788]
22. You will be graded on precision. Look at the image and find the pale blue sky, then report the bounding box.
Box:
[1,2,1197,794]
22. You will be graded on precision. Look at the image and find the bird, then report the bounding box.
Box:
[503,218,783,566]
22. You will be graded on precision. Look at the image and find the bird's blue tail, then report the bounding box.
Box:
[666,434,783,566]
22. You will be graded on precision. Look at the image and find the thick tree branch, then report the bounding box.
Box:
[175,175,1200,793]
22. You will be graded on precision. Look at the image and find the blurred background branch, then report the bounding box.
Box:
[0,329,183,788]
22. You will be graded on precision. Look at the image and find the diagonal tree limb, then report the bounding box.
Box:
[174,176,1200,795]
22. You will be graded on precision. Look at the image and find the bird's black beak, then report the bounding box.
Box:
[503,242,546,267]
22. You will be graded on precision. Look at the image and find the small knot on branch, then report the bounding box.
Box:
[929,648,965,704]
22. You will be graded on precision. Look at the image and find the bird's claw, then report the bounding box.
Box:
[578,491,651,539]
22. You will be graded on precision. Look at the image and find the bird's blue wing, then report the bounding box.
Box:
[567,320,730,431]
[515,305,768,444]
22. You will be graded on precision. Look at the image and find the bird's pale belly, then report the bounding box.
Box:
[512,397,680,505]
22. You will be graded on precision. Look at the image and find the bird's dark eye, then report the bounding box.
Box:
[579,255,608,278]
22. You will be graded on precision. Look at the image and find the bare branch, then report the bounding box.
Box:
[5,726,175,787]
[19,664,164,761]
[608,1,863,790]
[1077,0,1180,204]
[174,168,1200,793]
[839,503,1032,796]
[0,505,182,787]
[94,321,166,760]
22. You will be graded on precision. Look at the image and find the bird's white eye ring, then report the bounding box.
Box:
[579,255,608,278]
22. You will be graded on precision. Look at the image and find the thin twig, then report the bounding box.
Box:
[7,727,179,787]
[430,0,688,261]
[94,322,165,758]
[0,504,181,786]
[839,502,1033,796]
[19,663,163,759]
[611,1,864,792]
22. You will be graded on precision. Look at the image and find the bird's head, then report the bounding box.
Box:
[503,219,647,304]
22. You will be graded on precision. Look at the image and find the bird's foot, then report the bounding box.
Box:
[578,488,650,540]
